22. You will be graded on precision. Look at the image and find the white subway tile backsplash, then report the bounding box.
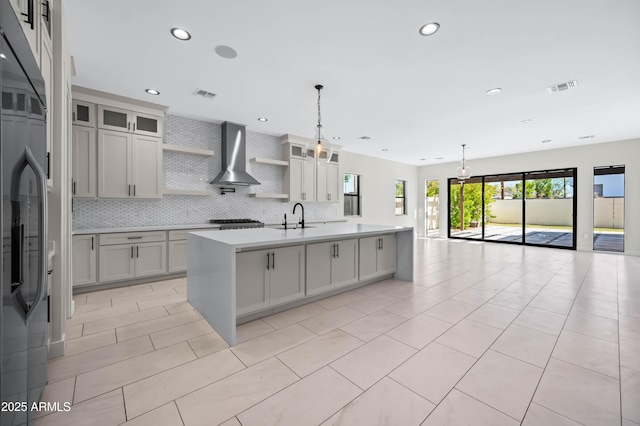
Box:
[72,115,336,229]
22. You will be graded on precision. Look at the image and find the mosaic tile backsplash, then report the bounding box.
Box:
[72,115,338,229]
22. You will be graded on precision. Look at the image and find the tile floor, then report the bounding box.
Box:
[35,237,640,425]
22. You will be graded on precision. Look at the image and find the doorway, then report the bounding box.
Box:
[593,165,624,252]
[425,180,440,237]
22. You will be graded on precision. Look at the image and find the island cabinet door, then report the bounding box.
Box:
[358,236,380,281]
[236,250,270,316]
[377,234,397,276]
[331,239,359,288]
[306,242,333,296]
[269,245,305,306]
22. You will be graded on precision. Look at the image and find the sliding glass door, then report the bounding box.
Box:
[449,177,483,240]
[523,170,575,248]
[448,168,577,249]
[484,174,523,243]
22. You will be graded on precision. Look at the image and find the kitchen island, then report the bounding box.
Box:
[187,223,414,345]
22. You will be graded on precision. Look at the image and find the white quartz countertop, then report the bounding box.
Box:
[72,223,222,235]
[191,223,413,250]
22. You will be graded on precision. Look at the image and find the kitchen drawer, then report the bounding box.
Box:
[168,228,217,241]
[99,231,167,246]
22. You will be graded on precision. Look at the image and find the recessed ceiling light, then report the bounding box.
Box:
[332,136,341,140]
[420,158,426,161]
[170,28,191,41]
[215,45,238,59]
[0,53,6,59]
[145,88,160,95]
[522,119,534,124]
[579,135,594,139]
[486,88,502,95]
[381,148,389,152]
[359,136,371,140]
[257,117,268,122]
[419,22,440,36]
[541,139,552,143]
[435,157,444,160]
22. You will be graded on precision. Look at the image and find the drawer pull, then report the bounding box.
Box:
[127,236,143,239]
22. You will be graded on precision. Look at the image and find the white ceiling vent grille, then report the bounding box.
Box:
[548,80,578,93]
[194,89,216,99]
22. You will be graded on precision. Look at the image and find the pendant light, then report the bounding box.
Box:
[456,144,472,181]
[313,84,331,159]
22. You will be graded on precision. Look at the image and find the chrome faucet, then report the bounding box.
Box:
[292,203,305,229]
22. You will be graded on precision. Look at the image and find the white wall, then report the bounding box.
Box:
[594,198,624,229]
[340,151,418,228]
[490,199,573,226]
[418,138,640,254]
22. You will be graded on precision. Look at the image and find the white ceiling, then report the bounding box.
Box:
[62,0,640,166]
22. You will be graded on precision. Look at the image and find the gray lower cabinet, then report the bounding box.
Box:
[359,234,396,281]
[98,231,167,283]
[98,241,167,282]
[168,240,188,273]
[236,245,305,316]
[306,238,358,296]
[72,234,97,286]
[167,229,218,273]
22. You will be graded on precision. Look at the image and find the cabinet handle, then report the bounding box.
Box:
[272,252,275,269]
[133,185,136,196]
[133,123,136,132]
[337,243,339,258]
[91,237,94,251]
[381,238,384,250]
[136,246,139,258]
[72,111,76,122]
[127,121,131,131]
[131,246,134,258]
[331,244,335,258]
[266,253,270,270]
[41,0,50,20]
[72,181,76,195]
[22,0,34,29]
[128,185,131,196]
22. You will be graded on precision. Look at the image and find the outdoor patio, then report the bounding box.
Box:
[447,224,624,252]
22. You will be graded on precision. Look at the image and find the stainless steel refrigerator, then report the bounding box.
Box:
[1,1,49,424]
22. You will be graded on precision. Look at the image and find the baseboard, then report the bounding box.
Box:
[48,334,66,359]
[624,250,640,256]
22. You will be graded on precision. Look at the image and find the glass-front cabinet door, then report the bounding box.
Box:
[98,105,131,132]
[72,100,95,127]
[133,112,163,137]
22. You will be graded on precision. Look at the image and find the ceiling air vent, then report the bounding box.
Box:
[193,89,216,99]
[548,80,578,93]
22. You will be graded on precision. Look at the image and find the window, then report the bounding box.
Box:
[395,180,406,215]
[344,173,361,216]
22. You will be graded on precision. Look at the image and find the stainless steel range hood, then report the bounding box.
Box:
[210,121,260,186]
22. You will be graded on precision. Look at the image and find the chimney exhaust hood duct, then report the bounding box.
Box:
[210,121,260,186]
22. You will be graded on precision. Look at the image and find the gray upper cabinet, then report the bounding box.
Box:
[72,100,96,127]
[98,105,163,137]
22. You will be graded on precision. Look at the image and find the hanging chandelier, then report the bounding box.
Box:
[456,144,472,181]
[313,84,330,157]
